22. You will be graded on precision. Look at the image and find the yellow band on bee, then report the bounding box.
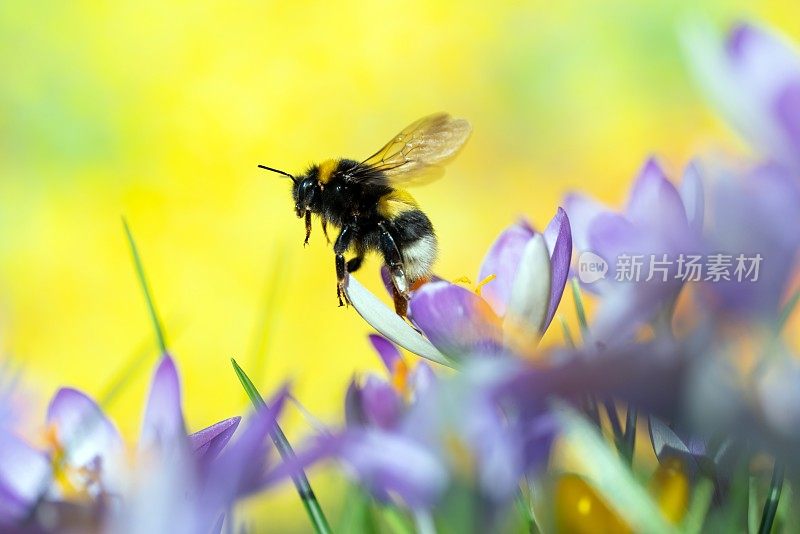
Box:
[377,189,419,218]
[318,159,338,184]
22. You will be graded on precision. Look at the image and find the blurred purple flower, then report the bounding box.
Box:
[0,355,301,532]
[336,341,556,515]
[684,21,800,172]
[564,158,702,343]
[695,160,800,320]
[346,209,572,362]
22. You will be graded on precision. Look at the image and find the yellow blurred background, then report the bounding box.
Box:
[1,0,798,529]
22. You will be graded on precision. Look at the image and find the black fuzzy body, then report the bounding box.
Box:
[291,158,437,296]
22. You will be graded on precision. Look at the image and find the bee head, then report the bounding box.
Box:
[292,176,321,217]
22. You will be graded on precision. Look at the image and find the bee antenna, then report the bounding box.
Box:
[258,164,297,183]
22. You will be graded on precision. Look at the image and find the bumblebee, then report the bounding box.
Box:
[259,113,472,315]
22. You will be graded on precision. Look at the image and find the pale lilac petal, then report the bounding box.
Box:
[410,363,436,396]
[683,21,800,169]
[542,208,573,331]
[680,161,704,233]
[587,212,638,267]
[368,334,403,374]
[626,158,689,231]
[339,429,449,509]
[189,417,241,465]
[776,81,800,155]
[410,281,504,359]
[478,220,535,317]
[503,235,551,340]
[360,376,403,430]
[140,356,186,451]
[47,388,124,475]
[345,276,452,367]
[562,193,609,253]
[0,431,50,521]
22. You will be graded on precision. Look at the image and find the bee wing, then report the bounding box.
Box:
[350,113,472,186]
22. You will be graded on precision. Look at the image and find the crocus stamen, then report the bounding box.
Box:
[391,359,410,396]
[474,274,497,296]
[451,276,473,286]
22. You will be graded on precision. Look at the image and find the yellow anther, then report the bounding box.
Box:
[391,359,410,396]
[474,274,497,295]
[451,276,473,285]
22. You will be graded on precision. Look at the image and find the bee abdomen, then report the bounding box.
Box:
[393,210,437,282]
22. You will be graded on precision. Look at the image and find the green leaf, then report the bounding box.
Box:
[230,358,332,534]
[123,218,167,355]
[570,278,589,338]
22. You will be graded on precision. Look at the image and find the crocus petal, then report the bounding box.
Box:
[562,193,609,253]
[542,208,573,331]
[410,281,504,359]
[140,356,186,451]
[189,417,241,465]
[587,212,639,269]
[683,21,800,169]
[47,388,124,473]
[345,276,452,367]
[368,334,403,374]
[339,429,449,509]
[626,157,689,232]
[503,235,551,341]
[0,431,50,521]
[679,161,704,233]
[410,362,436,396]
[477,220,535,317]
[202,387,289,506]
[360,376,403,430]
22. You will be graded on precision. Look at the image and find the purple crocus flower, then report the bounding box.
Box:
[0,355,298,531]
[684,21,800,172]
[346,334,435,431]
[695,160,800,321]
[335,340,556,519]
[345,209,573,362]
[564,158,702,343]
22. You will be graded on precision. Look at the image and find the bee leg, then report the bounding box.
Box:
[321,219,331,245]
[304,210,312,247]
[334,225,356,307]
[378,222,409,316]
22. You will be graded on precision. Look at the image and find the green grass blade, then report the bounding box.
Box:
[757,462,785,534]
[571,278,589,338]
[231,358,332,534]
[558,315,576,348]
[682,477,713,534]
[123,218,167,355]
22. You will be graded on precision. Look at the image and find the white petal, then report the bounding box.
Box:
[503,234,551,343]
[345,276,452,367]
